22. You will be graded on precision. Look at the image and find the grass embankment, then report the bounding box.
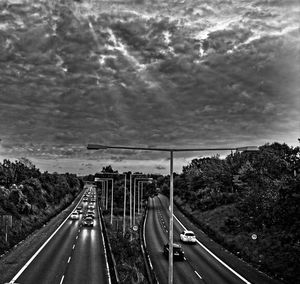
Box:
[174,196,299,284]
[0,191,84,284]
[103,211,149,284]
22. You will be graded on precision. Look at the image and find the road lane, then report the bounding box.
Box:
[16,217,81,284]
[149,194,281,284]
[145,197,205,284]
[12,186,110,284]
[63,199,109,284]
[157,195,245,284]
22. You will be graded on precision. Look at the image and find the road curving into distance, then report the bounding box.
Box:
[145,194,282,284]
[10,186,110,284]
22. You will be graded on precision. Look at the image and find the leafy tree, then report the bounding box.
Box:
[102,165,118,173]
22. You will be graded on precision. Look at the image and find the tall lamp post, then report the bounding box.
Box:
[137,179,153,215]
[87,144,258,284]
[95,177,114,223]
[133,176,153,225]
[129,174,150,229]
[94,178,108,208]
[96,173,127,236]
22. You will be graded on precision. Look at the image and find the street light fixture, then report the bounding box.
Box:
[87,144,258,284]
[95,178,108,208]
[138,180,152,214]
[95,177,114,223]
[96,173,127,236]
[136,178,153,215]
[130,174,152,227]
[133,177,153,225]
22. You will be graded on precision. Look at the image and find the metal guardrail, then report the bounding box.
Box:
[97,200,120,284]
[140,201,159,284]
[97,194,158,284]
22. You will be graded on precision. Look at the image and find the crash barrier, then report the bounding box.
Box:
[97,200,120,283]
[140,200,159,284]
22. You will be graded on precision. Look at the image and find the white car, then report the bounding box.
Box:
[70,211,79,220]
[180,230,196,243]
[88,203,95,209]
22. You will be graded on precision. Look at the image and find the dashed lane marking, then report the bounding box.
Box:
[9,192,86,283]
[195,271,202,279]
[72,244,75,250]
[173,214,252,284]
[59,275,65,284]
[67,257,71,263]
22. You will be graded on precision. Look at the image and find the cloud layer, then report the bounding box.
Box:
[0,0,299,174]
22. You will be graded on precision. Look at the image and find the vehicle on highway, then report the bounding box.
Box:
[70,211,79,220]
[86,213,95,219]
[86,210,95,219]
[88,204,95,210]
[76,206,83,214]
[163,243,185,260]
[180,230,197,243]
[83,216,94,227]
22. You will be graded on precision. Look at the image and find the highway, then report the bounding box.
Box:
[11,186,110,284]
[145,194,281,284]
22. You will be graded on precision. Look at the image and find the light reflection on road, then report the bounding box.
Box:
[90,227,96,243]
[81,227,89,241]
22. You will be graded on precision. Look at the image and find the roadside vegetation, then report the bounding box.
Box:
[104,215,147,284]
[157,142,300,284]
[92,166,158,284]
[0,158,83,256]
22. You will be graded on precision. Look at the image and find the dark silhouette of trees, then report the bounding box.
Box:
[0,158,83,255]
[156,142,299,283]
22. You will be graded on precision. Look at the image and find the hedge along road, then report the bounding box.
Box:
[8,185,110,284]
[145,194,282,284]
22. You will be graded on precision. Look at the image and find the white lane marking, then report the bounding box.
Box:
[72,244,75,250]
[143,203,155,272]
[195,270,202,279]
[59,275,65,284]
[97,196,112,284]
[9,191,86,283]
[67,256,71,263]
[173,214,252,284]
[76,236,78,239]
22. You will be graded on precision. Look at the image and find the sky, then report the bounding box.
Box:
[0,0,299,175]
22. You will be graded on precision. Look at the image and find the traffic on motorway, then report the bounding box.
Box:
[9,186,110,284]
[71,188,97,227]
[145,194,279,284]
[6,184,282,284]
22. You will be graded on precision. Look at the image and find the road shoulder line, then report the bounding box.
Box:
[9,191,85,283]
[173,213,252,284]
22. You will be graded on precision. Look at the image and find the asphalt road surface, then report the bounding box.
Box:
[12,187,110,284]
[145,194,281,284]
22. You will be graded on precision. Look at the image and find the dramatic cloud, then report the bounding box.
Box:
[0,0,299,174]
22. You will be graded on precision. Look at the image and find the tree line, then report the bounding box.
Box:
[157,142,299,283]
[0,158,83,255]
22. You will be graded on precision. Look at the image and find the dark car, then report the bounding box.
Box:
[86,210,95,219]
[86,213,95,219]
[83,216,94,227]
[76,206,83,214]
[163,243,184,260]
